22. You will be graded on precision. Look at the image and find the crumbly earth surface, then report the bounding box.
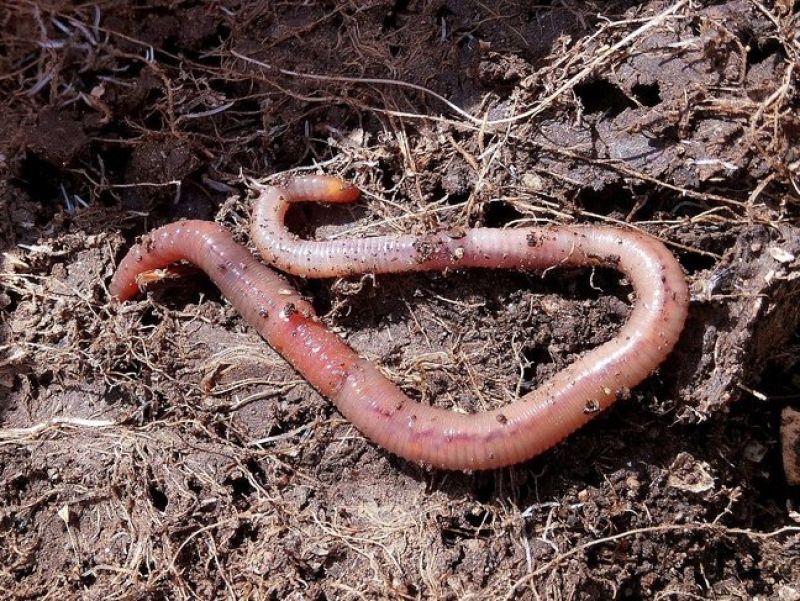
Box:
[1,1,800,599]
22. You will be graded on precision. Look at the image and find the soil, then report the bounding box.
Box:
[2,1,800,599]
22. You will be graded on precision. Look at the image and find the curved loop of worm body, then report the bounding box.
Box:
[111,175,689,470]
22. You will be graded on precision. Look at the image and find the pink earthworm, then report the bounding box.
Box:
[111,175,689,470]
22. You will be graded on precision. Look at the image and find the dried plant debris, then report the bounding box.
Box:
[2,0,800,599]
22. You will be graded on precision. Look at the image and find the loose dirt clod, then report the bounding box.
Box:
[781,407,800,486]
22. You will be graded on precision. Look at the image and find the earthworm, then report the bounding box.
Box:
[111,175,689,470]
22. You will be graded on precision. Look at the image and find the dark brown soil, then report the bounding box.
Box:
[2,1,800,599]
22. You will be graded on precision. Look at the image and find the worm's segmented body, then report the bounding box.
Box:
[111,175,689,470]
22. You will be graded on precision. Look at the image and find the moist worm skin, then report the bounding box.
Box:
[111,176,689,470]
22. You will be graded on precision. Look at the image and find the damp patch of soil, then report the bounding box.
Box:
[2,1,800,599]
